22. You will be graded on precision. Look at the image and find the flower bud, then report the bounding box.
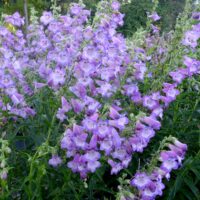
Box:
[0,160,6,168]
[1,171,7,180]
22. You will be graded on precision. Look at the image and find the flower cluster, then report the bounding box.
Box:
[182,13,200,48]
[0,2,199,199]
[0,14,35,120]
[58,2,200,178]
[130,138,187,200]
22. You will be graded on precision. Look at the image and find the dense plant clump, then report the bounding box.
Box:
[130,137,187,199]
[0,0,199,199]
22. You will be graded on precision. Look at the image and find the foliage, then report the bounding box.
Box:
[119,0,154,36]
[0,0,50,15]
[158,0,186,32]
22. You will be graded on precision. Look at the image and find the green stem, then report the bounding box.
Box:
[46,111,57,143]
[24,110,57,199]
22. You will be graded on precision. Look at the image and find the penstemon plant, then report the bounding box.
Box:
[0,0,199,199]
[117,136,188,200]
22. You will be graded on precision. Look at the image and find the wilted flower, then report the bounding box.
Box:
[192,12,200,20]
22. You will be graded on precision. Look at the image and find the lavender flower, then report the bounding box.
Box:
[40,12,53,25]
[48,155,62,167]
[109,116,129,130]
[148,12,161,22]
[134,62,147,80]
[135,122,155,142]
[4,12,24,27]
[183,56,200,76]
[141,116,161,130]
[182,30,200,48]
[161,83,180,106]
[111,1,121,11]
[47,68,66,89]
[108,159,123,175]
[143,95,159,110]
[169,70,186,83]
[130,172,151,189]
[151,24,160,34]
[130,139,187,199]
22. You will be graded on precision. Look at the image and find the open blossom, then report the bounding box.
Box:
[111,1,121,11]
[82,46,100,62]
[131,172,151,189]
[151,24,160,34]
[109,106,121,119]
[56,109,67,121]
[152,107,163,119]
[56,97,71,121]
[96,123,110,138]
[134,62,147,80]
[143,95,159,110]
[159,151,179,171]
[47,68,66,89]
[169,70,186,83]
[135,122,155,142]
[84,150,100,162]
[97,82,114,97]
[71,99,85,113]
[108,159,123,175]
[141,181,165,199]
[48,155,62,167]
[141,116,161,130]
[130,135,148,152]
[4,12,24,27]
[183,56,200,76]
[148,12,161,21]
[40,11,54,25]
[84,151,101,172]
[182,30,200,48]
[87,160,101,173]
[67,154,88,178]
[109,116,129,130]
[82,117,97,132]
[161,83,180,106]
[123,84,140,97]
[70,83,87,98]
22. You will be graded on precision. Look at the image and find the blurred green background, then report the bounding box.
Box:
[0,0,186,36]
